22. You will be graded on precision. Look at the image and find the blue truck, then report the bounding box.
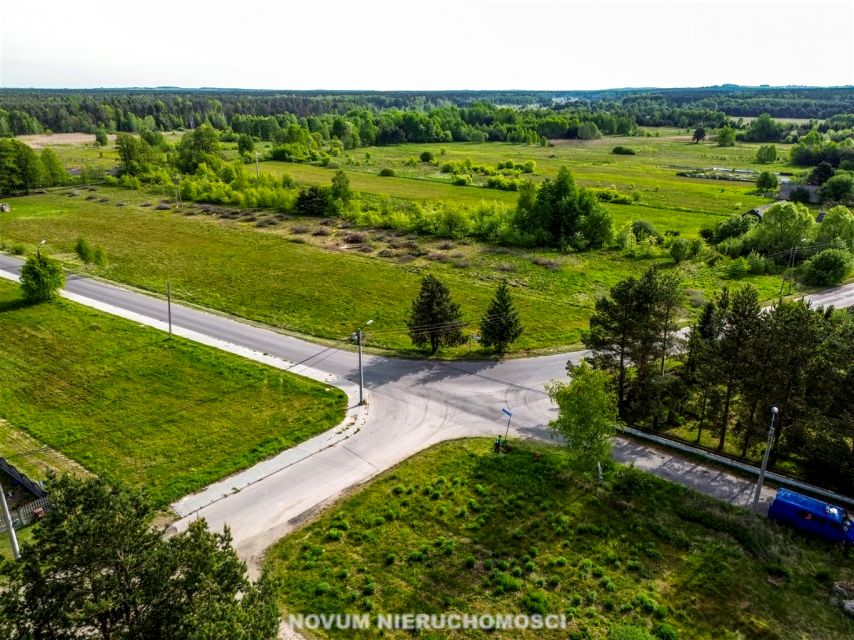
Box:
[768,488,854,545]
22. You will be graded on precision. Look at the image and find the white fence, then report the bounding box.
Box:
[0,497,50,532]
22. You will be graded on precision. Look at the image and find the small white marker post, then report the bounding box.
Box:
[167,281,172,339]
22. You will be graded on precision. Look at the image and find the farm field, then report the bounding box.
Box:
[0,189,785,354]
[0,279,346,506]
[265,438,854,640]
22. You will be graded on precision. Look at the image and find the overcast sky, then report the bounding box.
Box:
[1,0,852,90]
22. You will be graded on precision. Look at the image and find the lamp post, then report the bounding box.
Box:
[0,484,19,560]
[751,406,779,515]
[356,320,373,405]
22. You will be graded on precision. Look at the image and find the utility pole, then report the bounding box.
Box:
[167,281,172,339]
[173,175,182,208]
[356,320,373,405]
[751,406,779,515]
[0,484,20,561]
[778,239,805,300]
[255,152,260,179]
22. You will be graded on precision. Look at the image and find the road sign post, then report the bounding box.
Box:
[502,407,512,441]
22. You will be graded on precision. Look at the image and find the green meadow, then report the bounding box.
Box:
[260,133,784,222]
[0,187,784,355]
[265,439,854,640]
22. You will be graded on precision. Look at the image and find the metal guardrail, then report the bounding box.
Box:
[619,426,854,509]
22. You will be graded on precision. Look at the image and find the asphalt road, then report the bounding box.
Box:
[3,253,853,570]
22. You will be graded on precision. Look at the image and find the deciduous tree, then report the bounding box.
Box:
[716,125,736,147]
[0,475,279,640]
[547,361,618,471]
[755,171,778,193]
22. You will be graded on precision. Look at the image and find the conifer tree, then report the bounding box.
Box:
[407,275,466,354]
[480,280,522,355]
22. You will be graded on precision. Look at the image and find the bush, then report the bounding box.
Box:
[653,623,679,640]
[820,173,854,203]
[789,186,813,204]
[75,238,93,263]
[717,237,744,258]
[612,146,637,155]
[755,144,777,164]
[20,253,65,303]
[521,590,549,615]
[419,151,434,162]
[727,257,750,279]
[756,171,778,192]
[669,237,691,263]
[631,220,662,244]
[610,624,654,640]
[803,248,852,285]
[746,251,766,274]
[379,168,396,177]
[295,186,333,217]
[594,188,633,204]
[711,215,753,244]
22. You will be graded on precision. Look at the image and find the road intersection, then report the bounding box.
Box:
[2,253,853,570]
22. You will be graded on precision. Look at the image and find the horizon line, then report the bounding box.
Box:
[2,84,853,93]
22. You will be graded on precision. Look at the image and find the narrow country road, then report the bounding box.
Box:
[2,253,853,569]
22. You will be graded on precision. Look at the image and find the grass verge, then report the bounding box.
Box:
[0,279,346,506]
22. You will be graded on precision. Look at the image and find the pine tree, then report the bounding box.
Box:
[407,275,466,354]
[480,280,522,355]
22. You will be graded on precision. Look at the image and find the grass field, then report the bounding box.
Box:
[260,134,786,221]
[265,439,854,640]
[0,525,34,563]
[0,279,346,506]
[0,189,785,355]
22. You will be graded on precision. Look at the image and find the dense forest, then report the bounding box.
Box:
[1,86,851,138]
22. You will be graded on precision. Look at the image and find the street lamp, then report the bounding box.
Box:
[36,239,46,258]
[751,406,779,515]
[356,320,373,405]
[0,484,20,561]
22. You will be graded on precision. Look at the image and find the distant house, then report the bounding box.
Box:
[743,203,774,221]
[778,182,820,204]
[0,458,49,532]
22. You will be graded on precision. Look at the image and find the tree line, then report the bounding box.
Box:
[582,267,854,492]
[2,87,852,137]
[0,138,69,194]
